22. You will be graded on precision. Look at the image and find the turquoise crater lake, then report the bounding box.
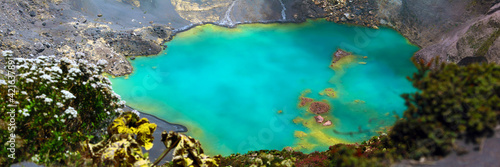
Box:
[110,19,420,156]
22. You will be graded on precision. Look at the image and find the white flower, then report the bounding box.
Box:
[40,74,53,81]
[131,110,140,117]
[60,57,71,63]
[36,94,47,99]
[68,67,81,74]
[44,98,53,104]
[78,59,88,64]
[35,58,44,64]
[54,115,58,118]
[21,91,27,95]
[26,78,34,83]
[64,107,78,118]
[51,66,62,74]
[106,111,110,115]
[61,90,76,99]
[56,102,64,108]
[117,100,126,106]
[112,92,121,99]
[0,80,6,85]
[17,64,29,70]
[76,52,85,58]
[31,154,40,163]
[102,77,111,84]
[30,64,38,71]
[115,108,123,114]
[19,72,32,78]
[20,109,29,117]
[2,50,13,57]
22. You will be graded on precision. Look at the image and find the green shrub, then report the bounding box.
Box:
[390,58,500,158]
[0,51,124,165]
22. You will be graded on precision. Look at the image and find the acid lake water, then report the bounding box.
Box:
[110,19,420,156]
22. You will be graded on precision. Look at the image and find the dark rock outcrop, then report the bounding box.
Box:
[309,101,331,114]
[331,49,351,64]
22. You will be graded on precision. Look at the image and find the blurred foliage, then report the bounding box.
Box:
[158,131,219,167]
[0,53,123,165]
[390,58,500,158]
[219,135,395,167]
[219,149,296,167]
[80,112,155,166]
[107,112,157,150]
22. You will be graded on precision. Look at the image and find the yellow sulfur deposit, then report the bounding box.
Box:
[319,88,337,98]
[293,117,304,124]
[294,131,308,138]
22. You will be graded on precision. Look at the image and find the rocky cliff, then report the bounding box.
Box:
[0,0,324,76]
[378,0,500,64]
[1,0,498,77]
[313,0,500,64]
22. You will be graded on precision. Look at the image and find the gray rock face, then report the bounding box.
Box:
[487,36,500,64]
[414,4,500,64]
[376,0,500,65]
[0,0,325,76]
[70,0,323,30]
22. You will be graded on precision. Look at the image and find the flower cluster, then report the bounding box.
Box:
[131,110,140,117]
[64,107,78,119]
[61,90,76,100]
[0,51,126,165]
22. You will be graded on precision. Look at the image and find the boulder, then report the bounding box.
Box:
[314,115,324,123]
[34,43,45,53]
[322,120,332,126]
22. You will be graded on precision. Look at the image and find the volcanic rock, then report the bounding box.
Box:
[314,115,324,123]
[322,120,332,126]
[309,101,331,114]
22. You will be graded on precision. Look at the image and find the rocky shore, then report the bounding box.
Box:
[312,0,380,28]
[1,0,498,75]
[0,0,326,77]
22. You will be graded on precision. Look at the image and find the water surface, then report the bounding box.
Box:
[110,19,420,156]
